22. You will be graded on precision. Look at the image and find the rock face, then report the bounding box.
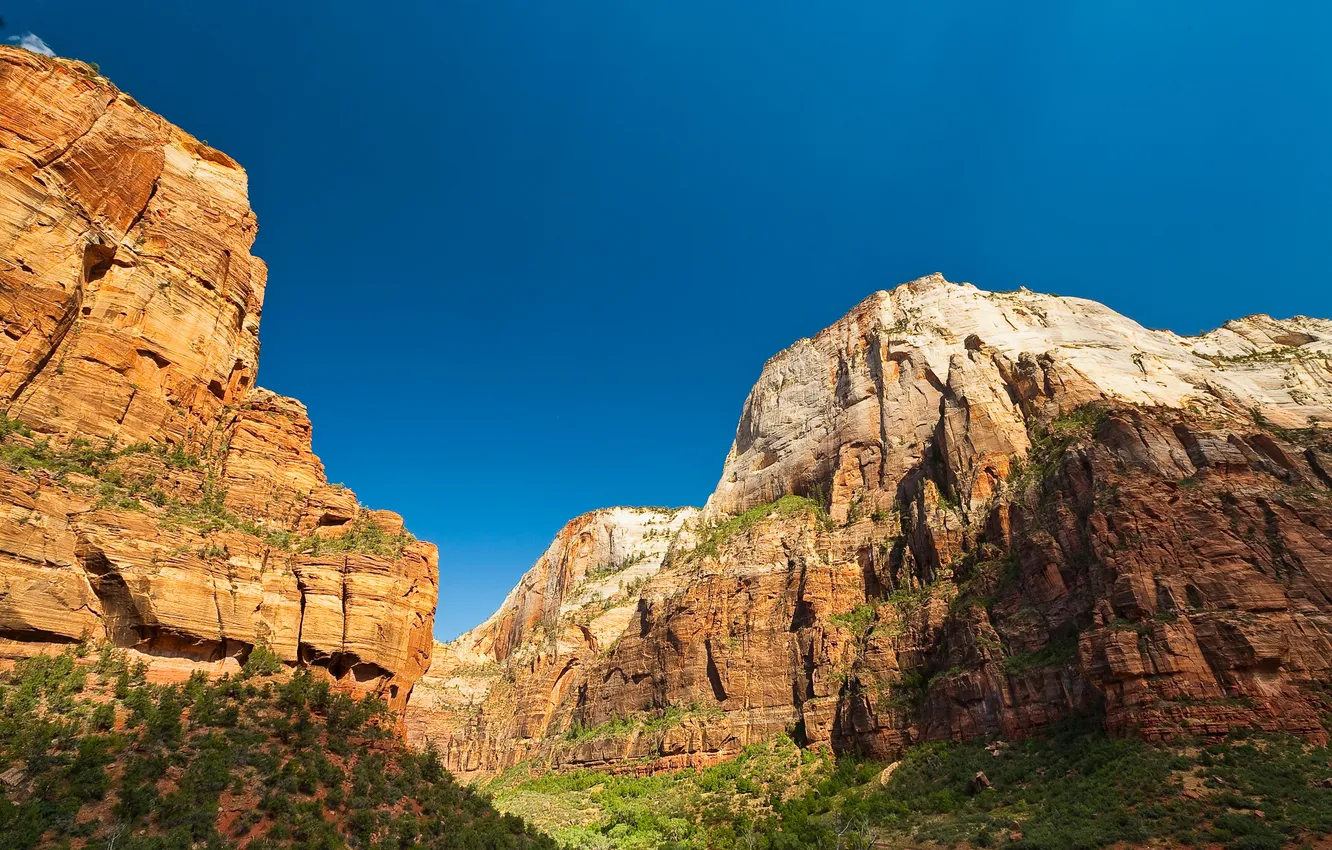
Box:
[0,47,436,710]
[405,507,697,770]
[412,273,1332,779]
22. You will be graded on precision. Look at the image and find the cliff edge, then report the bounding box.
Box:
[0,47,436,710]
[414,273,1332,778]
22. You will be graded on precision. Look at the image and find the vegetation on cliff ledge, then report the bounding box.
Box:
[0,417,415,560]
[0,645,554,850]
[689,495,831,560]
[1006,402,1110,494]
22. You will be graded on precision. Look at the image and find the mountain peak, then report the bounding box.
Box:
[409,278,1332,780]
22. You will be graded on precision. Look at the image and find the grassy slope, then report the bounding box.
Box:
[487,721,1332,850]
[0,646,555,850]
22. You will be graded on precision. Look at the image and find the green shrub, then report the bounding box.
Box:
[1008,402,1109,492]
[1003,634,1079,674]
[303,515,414,558]
[91,702,115,730]
[829,601,879,636]
[242,641,284,678]
[0,646,557,850]
[691,495,829,560]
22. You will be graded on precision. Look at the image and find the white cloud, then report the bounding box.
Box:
[7,33,56,58]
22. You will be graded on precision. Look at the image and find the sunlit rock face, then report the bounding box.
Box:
[411,272,1332,779]
[404,506,698,769]
[706,272,1332,523]
[0,46,435,712]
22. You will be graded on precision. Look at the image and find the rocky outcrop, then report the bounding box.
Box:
[0,46,436,710]
[413,273,1332,779]
[706,274,1330,523]
[404,506,697,771]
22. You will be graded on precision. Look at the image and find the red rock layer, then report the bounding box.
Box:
[0,47,435,711]
[412,276,1332,779]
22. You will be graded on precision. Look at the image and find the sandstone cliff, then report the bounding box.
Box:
[0,46,436,710]
[405,506,697,763]
[413,273,1332,779]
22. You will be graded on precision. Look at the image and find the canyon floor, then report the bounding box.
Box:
[3,40,1332,850]
[486,721,1332,850]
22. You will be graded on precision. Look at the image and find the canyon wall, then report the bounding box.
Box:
[406,506,697,765]
[413,273,1332,779]
[0,46,436,710]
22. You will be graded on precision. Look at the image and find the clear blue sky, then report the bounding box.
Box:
[8,2,1330,640]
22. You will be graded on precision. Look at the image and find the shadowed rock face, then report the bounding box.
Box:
[0,47,436,711]
[405,507,698,766]
[411,273,1332,780]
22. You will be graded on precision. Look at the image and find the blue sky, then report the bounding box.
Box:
[7,2,1330,640]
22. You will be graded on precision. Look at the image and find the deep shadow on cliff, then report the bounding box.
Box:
[410,275,1332,782]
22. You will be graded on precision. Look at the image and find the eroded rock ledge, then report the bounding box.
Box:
[0,46,436,711]
[411,273,1332,779]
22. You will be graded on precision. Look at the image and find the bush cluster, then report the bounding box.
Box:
[493,717,1332,850]
[690,495,830,560]
[0,644,555,850]
[0,414,415,560]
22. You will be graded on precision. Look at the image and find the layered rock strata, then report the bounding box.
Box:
[413,273,1332,779]
[0,46,436,710]
[405,507,697,769]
